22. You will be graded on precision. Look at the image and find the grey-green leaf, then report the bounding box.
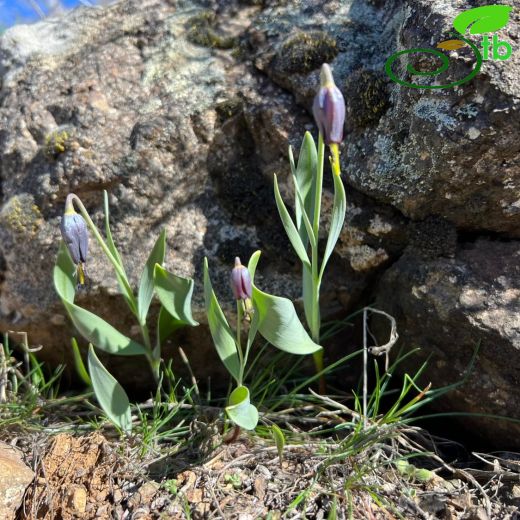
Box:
[253,285,322,355]
[54,243,147,356]
[274,174,310,268]
[154,264,198,327]
[226,386,259,430]
[88,344,132,433]
[203,258,241,382]
[138,229,166,324]
[319,172,346,282]
[453,5,512,35]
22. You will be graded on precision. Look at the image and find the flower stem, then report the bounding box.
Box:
[236,301,244,386]
[311,134,326,393]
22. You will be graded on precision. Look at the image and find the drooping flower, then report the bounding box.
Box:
[60,194,89,286]
[230,257,252,301]
[312,63,345,145]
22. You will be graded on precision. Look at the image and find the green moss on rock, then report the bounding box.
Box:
[345,70,390,129]
[185,11,237,50]
[274,31,338,74]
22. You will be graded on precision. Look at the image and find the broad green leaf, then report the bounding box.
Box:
[294,132,317,246]
[154,264,198,327]
[138,229,166,324]
[54,242,76,302]
[88,344,132,433]
[103,191,137,314]
[253,285,322,355]
[54,242,147,356]
[71,337,91,387]
[63,301,147,355]
[273,175,310,268]
[319,171,346,282]
[225,386,259,430]
[271,424,286,463]
[157,306,184,345]
[203,258,240,382]
[453,5,512,35]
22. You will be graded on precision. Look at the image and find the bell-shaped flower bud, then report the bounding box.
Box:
[230,257,252,301]
[60,194,89,285]
[312,63,345,145]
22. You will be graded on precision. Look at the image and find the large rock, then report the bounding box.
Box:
[0,442,34,519]
[0,0,404,388]
[374,238,520,446]
[249,0,520,236]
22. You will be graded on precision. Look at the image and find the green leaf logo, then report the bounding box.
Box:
[453,5,512,35]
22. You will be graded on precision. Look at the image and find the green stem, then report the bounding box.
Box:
[310,133,325,345]
[70,195,136,309]
[236,301,244,386]
[311,134,326,392]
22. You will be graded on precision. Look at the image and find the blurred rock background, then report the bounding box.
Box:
[0,0,518,446]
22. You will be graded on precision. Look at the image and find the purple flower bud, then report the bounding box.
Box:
[312,63,345,145]
[230,257,252,301]
[60,194,89,285]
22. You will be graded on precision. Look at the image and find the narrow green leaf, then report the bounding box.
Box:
[294,183,317,250]
[225,386,259,430]
[88,344,132,433]
[103,191,137,314]
[54,243,147,356]
[71,338,91,387]
[138,229,166,324]
[247,250,262,282]
[253,285,322,355]
[294,132,317,245]
[319,172,346,282]
[154,264,198,327]
[273,175,310,268]
[453,5,512,35]
[203,258,240,382]
[271,424,286,463]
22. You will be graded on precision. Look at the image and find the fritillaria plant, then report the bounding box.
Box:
[273,63,346,392]
[203,252,322,430]
[54,191,198,432]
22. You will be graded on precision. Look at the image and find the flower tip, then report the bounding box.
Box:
[320,63,335,87]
